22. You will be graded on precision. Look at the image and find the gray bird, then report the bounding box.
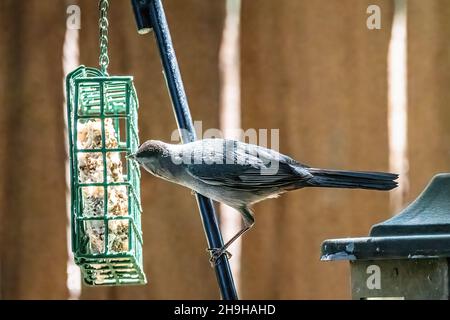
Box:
[130,138,398,264]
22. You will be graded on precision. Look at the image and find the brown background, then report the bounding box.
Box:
[0,0,448,299]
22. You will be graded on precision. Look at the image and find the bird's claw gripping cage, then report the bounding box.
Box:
[65,1,146,286]
[66,66,146,286]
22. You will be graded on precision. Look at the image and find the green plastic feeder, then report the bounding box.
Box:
[66,65,146,286]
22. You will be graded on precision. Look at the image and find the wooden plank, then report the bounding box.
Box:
[240,0,394,299]
[0,0,68,299]
[407,0,450,204]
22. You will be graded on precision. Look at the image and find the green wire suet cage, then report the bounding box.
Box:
[66,66,146,286]
[65,1,146,286]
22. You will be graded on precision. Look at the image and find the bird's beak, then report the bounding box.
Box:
[127,153,137,161]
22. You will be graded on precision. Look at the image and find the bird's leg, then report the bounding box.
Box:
[207,207,255,266]
[207,226,250,264]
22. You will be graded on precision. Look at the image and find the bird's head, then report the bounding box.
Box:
[129,140,169,174]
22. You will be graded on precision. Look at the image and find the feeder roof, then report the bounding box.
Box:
[321,173,450,261]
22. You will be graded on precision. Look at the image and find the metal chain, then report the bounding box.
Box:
[99,0,109,75]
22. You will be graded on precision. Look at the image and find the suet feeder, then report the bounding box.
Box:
[321,173,450,299]
[65,0,146,286]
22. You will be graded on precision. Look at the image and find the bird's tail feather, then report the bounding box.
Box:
[307,168,398,191]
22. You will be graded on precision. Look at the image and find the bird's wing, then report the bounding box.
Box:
[185,140,313,190]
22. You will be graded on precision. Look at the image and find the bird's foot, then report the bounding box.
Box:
[206,247,232,266]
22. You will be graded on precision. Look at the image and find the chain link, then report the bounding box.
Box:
[99,0,109,75]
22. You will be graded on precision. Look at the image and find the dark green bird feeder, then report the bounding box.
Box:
[65,0,146,286]
[321,173,450,299]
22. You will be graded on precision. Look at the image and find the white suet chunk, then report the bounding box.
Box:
[77,119,129,255]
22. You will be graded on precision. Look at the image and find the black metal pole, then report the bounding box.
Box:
[131,0,238,300]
